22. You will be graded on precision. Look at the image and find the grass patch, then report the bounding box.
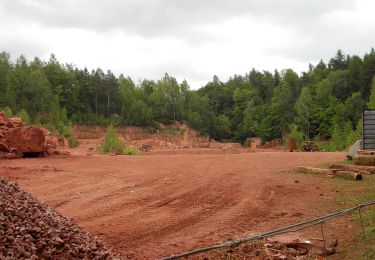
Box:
[290,159,375,259]
[334,174,375,207]
[356,226,375,241]
[328,163,375,259]
[313,159,352,169]
[352,209,375,224]
[123,146,142,156]
[363,247,375,260]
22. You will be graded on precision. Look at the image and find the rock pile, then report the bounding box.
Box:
[0,112,59,159]
[140,144,152,152]
[203,239,337,259]
[301,141,319,152]
[0,177,115,259]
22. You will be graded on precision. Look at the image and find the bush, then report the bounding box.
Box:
[96,115,110,126]
[329,121,361,151]
[160,127,180,135]
[63,124,78,148]
[243,138,250,147]
[287,124,306,150]
[53,122,78,148]
[1,107,13,117]
[101,124,125,154]
[109,113,121,126]
[346,120,362,148]
[17,109,31,124]
[101,125,142,155]
[146,121,161,134]
[123,146,142,155]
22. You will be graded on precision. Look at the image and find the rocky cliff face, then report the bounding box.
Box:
[73,123,210,149]
[73,125,151,140]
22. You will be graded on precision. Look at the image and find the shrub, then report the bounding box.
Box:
[97,115,110,126]
[1,107,13,117]
[147,121,161,134]
[52,121,78,148]
[329,121,361,151]
[63,124,78,148]
[17,109,31,124]
[160,127,180,135]
[243,138,250,147]
[123,146,142,155]
[109,113,121,126]
[287,124,306,150]
[101,124,124,154]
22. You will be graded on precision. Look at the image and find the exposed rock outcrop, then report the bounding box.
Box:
[0,112,59,159]
[5,126,46,154]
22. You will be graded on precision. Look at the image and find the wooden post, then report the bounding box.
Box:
[334,171,362,181]
[328,164,375,175]
[295,167,362,180]
[295,167,333,175]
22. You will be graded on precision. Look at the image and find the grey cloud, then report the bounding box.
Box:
[0,38,48,60]
[0,0,354,37]
[0,0,373,88]
[268,10,375,64]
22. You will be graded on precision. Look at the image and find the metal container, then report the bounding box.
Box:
[363,109,375,150]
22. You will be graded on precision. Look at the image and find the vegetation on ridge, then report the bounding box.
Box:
[1,48,375,150]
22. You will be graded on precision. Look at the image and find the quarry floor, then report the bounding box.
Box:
[0,151,350,259]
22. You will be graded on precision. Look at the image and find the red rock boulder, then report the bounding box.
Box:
[4,152,18,159]
[0,142,9,152]
[5,126,46,154]
[0,112,9,126]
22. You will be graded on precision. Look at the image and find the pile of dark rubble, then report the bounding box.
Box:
[203,239,337,259]
[301,141,319,152]
[140,144,152,152]
[0,177,115,259]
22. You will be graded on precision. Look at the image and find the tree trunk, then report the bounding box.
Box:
[335,171,362,180]
[328,163,375,175]
[296,166,362,180]
[95,89,98,121]
[107,92,110,118]
[295,167,332,175]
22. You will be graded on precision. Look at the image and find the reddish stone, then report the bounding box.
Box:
[39,128,49,136]
[0,112,9,126]
[5,126,46,153]
[6,121,15,128]
[0,142,9,152]
[4,153,17,159]
[60,151,70,156]
[10,117,23,125]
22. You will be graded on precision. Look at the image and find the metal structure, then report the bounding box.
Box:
[363,109,375,150]
[162,200,375,260]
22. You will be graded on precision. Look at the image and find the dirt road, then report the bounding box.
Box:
[0,152,344,258]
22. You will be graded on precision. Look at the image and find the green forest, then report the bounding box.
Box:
[1,49,375,150]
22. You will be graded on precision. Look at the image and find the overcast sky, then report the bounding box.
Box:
[1,0,375,89]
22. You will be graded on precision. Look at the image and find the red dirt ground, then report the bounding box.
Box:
[0,151,345,259]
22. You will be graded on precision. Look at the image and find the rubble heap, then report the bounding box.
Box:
[0,177,114,259]
[0,112,59,159]
[301,141,319,152]
[203,239,337,259]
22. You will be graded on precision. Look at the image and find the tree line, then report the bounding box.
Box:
[0,49,375,149]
